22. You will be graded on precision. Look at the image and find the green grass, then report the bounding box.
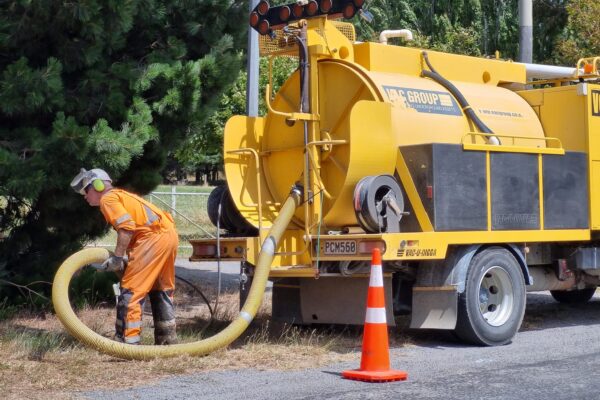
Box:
[155,185,213,194]
[0,299,19,321]
[12,329,75,361]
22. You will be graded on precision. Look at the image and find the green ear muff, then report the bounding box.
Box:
[92,179,105,192]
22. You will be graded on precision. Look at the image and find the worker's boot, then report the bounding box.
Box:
[149,290,178,345]
[115,288,141,345]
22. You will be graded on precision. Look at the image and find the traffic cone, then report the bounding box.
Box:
[342,248,408,382]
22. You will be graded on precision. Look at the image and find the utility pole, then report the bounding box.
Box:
[518,0,533,63]
[246,0,259,117]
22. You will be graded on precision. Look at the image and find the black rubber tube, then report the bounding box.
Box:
[421,52,494,136]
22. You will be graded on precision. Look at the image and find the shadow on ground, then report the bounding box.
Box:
[173,259,600,350]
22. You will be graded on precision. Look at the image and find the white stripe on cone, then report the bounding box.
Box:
[365,307,387,324]
[369,264,384,287]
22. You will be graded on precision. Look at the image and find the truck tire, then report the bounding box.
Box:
[550,288,596,304]
[207,185,258,235]
[455,247,526,346]
[207,185,227,228]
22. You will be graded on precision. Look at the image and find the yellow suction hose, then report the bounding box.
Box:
[52,188,302,360]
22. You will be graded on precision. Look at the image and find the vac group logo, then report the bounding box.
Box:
[383,86,462,116]
[593,90,600,117]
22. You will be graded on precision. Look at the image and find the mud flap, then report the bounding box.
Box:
[409,286,458,330]
[300,276,395,326]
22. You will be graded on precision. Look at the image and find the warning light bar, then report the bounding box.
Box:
[250,0,365,35]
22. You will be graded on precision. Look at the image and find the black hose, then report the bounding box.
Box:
[422,52,439,75]
[296,24,312,204]
[421,52,496,137]
[175,275,214,319]
[297,25,309,114]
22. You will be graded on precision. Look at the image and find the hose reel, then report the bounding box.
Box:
[353,175,405,233]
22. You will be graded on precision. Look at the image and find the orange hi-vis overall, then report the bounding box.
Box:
[100,189,179,345]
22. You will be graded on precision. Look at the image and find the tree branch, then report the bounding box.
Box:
[0,279,50,302]
[0,140,16,149]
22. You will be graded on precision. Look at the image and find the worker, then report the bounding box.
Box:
[70,168,179,345]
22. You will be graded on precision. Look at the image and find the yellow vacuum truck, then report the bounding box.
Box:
[53,0,600,357]
[193,0,600,347]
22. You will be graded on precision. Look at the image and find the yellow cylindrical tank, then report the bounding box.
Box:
[225,47,546,229]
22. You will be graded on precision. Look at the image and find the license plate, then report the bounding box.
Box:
[323,240,357,255]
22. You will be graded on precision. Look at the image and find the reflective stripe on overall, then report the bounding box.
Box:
[100,189,178,344]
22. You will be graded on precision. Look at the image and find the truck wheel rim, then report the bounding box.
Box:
[478,266,514,327]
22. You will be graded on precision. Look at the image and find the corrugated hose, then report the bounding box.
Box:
[52,187,302,360]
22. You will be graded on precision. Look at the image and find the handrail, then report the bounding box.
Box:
[306,139,348,147]
[304,138,348,200]
[305,151,333,199]
[274,241,310,257]
[227,148,264,235]
[577,57,600,77]
[227,149,311,257]
[462,132,563,149]
[265,83,319,122]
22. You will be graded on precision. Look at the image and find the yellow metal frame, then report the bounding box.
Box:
[265,83,319,122]
[527,57,600,87]
[310,229,590,262]
[208,18,599,281]
[577,57,600,78]
[461,132,564,155]
[394,149,434,232]
[392,133,566,236]
[263,225,591,277]
[206,220,592,278]
[305,137,349,200]
[226,148,264,237]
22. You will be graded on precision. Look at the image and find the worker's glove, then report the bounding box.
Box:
[101,255,125,272]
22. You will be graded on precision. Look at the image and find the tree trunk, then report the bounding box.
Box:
[195,167,202,185]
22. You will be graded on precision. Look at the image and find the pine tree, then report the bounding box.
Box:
[0,0,247,302]
[175,56,296,183]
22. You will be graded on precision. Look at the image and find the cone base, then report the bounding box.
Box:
[342,369,408,382]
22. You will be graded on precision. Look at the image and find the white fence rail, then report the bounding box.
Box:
[87,186,215,255]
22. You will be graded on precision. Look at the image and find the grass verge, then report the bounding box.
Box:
[0,281,412,400]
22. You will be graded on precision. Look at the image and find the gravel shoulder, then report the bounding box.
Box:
[83,260,600,400]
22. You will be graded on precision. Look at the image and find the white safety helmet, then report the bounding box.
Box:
[70,168,112,195]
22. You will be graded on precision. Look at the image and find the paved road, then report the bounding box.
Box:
[174,259,244,290]
[84,261,600,400]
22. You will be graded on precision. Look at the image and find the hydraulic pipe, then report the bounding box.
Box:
[296,23,313,238]
[521,63,582,80]
[246,0,259,117]
[421,52,500,145]
[52,187,303,360]
[379,29,413,45]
